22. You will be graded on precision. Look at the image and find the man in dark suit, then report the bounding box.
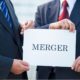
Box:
[34,0,80,79]
[0,0,33,79]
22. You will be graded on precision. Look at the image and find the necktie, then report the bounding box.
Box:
[0,0,13,28]
[58,0,69,21]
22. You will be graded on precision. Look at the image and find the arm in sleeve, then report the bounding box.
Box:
[0,55,13,79]
[34,6,49,29]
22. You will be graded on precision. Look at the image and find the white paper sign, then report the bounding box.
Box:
[23,29,76,67]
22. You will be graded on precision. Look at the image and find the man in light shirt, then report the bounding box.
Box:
[34,0,80,79]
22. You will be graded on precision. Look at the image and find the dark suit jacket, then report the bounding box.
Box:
[0,0,27,79]
[35,0,80,79]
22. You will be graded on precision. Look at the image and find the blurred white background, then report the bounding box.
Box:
[11,0,50,80]
[11,0,50,22]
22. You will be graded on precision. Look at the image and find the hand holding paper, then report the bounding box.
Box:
[11,59,29,75]
[49,19,75,32]
[72,56,80,72]
[20,20,34,34]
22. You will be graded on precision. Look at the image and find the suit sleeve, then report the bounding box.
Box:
[34,6,49,29]
[0,55,13,79]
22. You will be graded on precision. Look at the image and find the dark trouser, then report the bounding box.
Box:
[36,66,55,80]
[36,67,80,80]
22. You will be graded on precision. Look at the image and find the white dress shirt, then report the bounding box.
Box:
[60,0,76,16]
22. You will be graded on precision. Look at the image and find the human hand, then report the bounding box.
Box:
[20,20,34,34]
[11,59,29,75]
[49,19,75,32]
[71,56,80,72]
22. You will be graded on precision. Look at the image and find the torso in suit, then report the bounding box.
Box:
[34,0,80,79]
[0,0,27,79]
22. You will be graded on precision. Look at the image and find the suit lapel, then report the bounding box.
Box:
[5,0,21,49]
[70,0,80,29]
[5,0,19,30]
[0,10,14,37]
[48,0,60,23]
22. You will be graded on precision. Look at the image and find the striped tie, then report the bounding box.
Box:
[0,0,13,28]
